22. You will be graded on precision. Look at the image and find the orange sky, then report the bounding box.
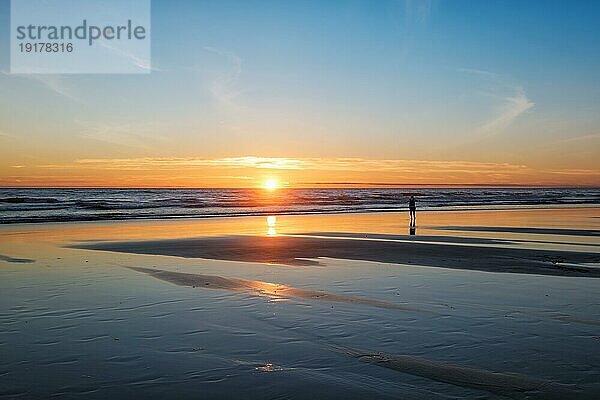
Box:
[1,156,598,188]
[1,1,600,189]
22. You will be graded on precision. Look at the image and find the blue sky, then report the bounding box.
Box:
[0,0,599,186]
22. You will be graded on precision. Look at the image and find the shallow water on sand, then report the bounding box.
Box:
[0,209,599,399]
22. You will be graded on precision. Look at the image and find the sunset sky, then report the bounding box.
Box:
[0,0,599,187]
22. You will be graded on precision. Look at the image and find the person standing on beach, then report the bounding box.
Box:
[409,195,416,226]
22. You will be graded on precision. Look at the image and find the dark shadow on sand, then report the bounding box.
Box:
[433,226,600,237]
[339,347,577,399]
[300,231,600,248]
[0,254,35,263]
[300,232,513,245]
[72,234,600,277]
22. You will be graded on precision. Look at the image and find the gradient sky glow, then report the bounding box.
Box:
[0,0,599,187]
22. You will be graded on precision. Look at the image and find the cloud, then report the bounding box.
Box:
[459,68,534,136]
[402,0,434,24]
[207,157,304,170]
[54,156,530,176]
[97,40,159,72]
[65,156,303,171]
[33,75,81,102]
[0,69,81,102]
[476,87,534,135]
[18,156,600,186]
[457,68,498,79]
[202,46,243,106]
[555,132,600,143]
[74,119,167,149]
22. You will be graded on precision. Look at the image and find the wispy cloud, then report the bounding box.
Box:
[555,132,600,143]
[403,0,435,24]
[460,68,534,136]
[63,156,304,171]
[1,69,80,102]
[14,156,600,186]
[476,87,534,135]
[207,157,303,170]
[457,68,498,79]
[51,156,531,176]
[97,40,159,72]
[74,120,167,149]
[31,75,81,102]
[201,46,243,107]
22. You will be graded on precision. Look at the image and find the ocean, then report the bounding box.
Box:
[1,187,598,224]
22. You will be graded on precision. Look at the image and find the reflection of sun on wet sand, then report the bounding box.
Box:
[128,266,418,311]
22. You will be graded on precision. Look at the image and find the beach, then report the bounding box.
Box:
[1,207,599,399]
[3,0,600,398]
[0,208,600,399]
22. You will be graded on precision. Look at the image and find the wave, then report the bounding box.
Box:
[1,188,598,224]
[0,196,60,204]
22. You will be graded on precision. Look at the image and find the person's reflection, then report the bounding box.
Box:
[266,215,277,236]
[409,224,416,236]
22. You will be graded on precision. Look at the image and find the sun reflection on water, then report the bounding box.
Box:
[266,215,277,236]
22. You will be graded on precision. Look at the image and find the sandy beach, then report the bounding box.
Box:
[3,0,600,397]
[1,207,599,399]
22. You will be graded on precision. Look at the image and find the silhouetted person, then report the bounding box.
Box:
[409,195,416,226]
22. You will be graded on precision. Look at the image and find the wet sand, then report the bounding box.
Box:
[128,266,418,311]
[434,226,600,237]
[342,347,574,398]
[125,266,583,398]
[74,234,600,276]
[1,207,599,399]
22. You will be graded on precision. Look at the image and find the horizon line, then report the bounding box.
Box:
[1,184,599,190]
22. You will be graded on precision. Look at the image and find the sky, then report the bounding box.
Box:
[0,0,599,188]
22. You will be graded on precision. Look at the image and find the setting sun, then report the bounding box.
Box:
[263,179,279,191]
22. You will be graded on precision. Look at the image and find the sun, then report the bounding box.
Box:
[263,178,279,191]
